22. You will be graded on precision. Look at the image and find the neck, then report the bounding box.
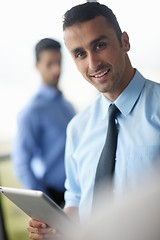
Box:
[103,58,135,102]
[43,82,58,89]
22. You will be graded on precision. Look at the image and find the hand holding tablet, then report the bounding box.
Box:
[0,186,74,237]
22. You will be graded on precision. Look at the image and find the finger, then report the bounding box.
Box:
[28,226,53,235]
[29,218,47,229]
[29,231,55,240]
[28,232,44,240]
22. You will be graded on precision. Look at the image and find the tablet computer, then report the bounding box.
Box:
[0,186,74,234]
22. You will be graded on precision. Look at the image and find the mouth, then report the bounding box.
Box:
[89,68,111,79]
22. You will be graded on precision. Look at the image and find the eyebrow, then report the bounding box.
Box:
[90,35,108,47]
[71,35,108,55]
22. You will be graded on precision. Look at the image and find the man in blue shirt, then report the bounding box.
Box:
[12,38,75,207]
[28,3,160,239]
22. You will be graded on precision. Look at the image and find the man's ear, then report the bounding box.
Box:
[121,31,130,52]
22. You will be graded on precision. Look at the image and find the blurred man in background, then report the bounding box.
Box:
[12,38,75,207]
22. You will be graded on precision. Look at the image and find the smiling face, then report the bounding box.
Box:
[64,16,134,101]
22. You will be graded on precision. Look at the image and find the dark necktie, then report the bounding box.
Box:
[93,104,120,202]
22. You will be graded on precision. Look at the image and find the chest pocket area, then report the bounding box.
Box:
[126,145,160,181]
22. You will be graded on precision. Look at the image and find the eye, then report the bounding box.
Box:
[75,50,87,59]
[95,42,107,51]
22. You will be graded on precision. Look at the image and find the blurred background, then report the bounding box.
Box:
[0,0,160,239]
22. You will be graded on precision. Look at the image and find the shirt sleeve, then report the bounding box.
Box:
[64,124,81,209]
[12,108,44,190]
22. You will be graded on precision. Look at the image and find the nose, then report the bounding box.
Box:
[88,52,101,71]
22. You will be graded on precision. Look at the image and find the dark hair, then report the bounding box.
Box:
[35,38,61,61]
[63,2,122,43]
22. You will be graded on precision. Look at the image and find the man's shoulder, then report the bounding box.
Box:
[17,93,43,122]
[140,78,160,118]
[60,95,76,114]
[145,78,160,97]
[145,78,160,88]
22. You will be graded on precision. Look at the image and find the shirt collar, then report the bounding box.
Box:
[38,84,61,100]
[101,69,146,119]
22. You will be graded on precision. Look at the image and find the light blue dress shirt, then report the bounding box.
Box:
[12,84,75,192]
[64,70,160,219]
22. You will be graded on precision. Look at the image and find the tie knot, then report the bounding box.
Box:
[108,104,119,119]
